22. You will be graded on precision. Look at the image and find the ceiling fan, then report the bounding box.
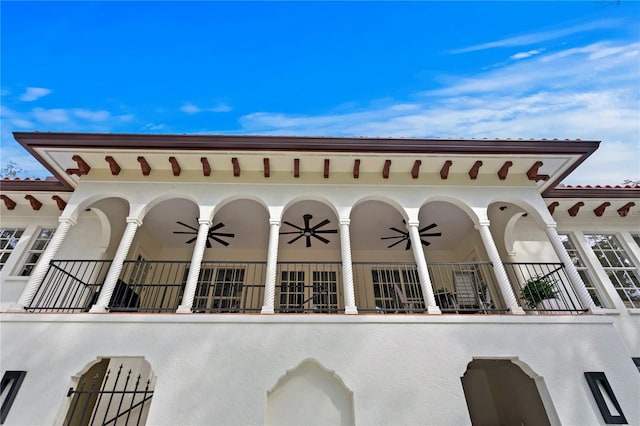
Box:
[173,219,235,248]
[381,221,441,250]
[280,214,337,248]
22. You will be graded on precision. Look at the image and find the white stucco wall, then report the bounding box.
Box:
[1,314,638,426]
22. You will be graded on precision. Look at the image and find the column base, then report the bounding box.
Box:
[88,304,109,313]
[509,305,526,315]
[176,305,193,314]
[261,306,275,314]
[344,306,358,315]
[7,303,26,312]
[427,306,442,314]
[588,306,605,315]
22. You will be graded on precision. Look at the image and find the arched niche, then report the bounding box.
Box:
[266,359,354,426]
[461,358,559,426]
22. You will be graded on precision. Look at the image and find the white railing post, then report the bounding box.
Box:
[90,217,141,313]
[177,219,211,313]
[407,221,441,314]
[261,219,280,314]
[339,219,358,314]
[13,217,76,310]
[477,221,525,314]
[545,225,600,313]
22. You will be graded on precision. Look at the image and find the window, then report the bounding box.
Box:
[19,228,55,276]
[0,228,24,270]
[280,271,305,313]
[559,233,606,307]
[1,371,27,424]
[371,268,424,313]
[631,233,640,248]
[584,234,640,309]
[312,271,338,313]
[194,268,243,312]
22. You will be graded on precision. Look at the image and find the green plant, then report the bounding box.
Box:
[520,276,558,308]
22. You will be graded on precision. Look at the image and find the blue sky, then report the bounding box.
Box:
[1,1,638,184]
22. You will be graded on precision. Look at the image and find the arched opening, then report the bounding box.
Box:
[461,359,555,426]
[62,356,156,426]
[278,200,341,313]
[266,359,354,426]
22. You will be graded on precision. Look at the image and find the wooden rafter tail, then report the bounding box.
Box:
[137,157,151,176]
[231,158,240,177]
[469,161,483,180]
[105,156,121,175]
[200,157,211,176]
[411,160,421,179]
[497,161,513,180]
[293,158,300,178]
[568,202,584,217]
[440,160,453,180]
[593,202,611,217]
[617,202,635,217]
[71,155,91,175]
[353,159,360,179]
[324,159,330,179]
[526,161,549,182]
[547,201,560,215]
[382,160,391,179]
[169,157,181,176]
[1,195,17,210]
[52,195,67,211]
[263,158,270,178]
[25,195,42,211]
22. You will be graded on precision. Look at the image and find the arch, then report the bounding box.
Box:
[139,194,200,221]
[420,195,481,226]
[58,356,156,426]
[351,195,407,221]
[487,197,551,228]
[64,193,130,222]
[461,357,559,426]
[281,195,339,219]
[266,359,354,426]
[213,194,270,218]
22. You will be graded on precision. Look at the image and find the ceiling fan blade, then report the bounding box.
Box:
[303,214,312,230]
[206,239,212,248]
[306,235,312,248]
[381,235,404,240]
[185,237,198,244]
[315,229,337,234]
[311,219,330,230]
[419,223,438,233]
[211,236,230,247]
[313,234,330,244]
[279,231,303,235]
[405,239,412,251]
[421,232,442,237]
[388,239,406,248]
[211,232,235,238]
[288,234,304,244]
[173,231,198,235]
[210,222,225,232]
[389,227,406,234]
[176,221,199,231]
[420,239,431,246]
[283,221,304,231]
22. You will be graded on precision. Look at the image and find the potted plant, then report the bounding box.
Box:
[520,276,559,310]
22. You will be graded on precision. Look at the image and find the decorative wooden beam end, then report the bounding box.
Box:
[201,157,211,177]
[324,159,330,179]
[617,202,635,217]
[497,161,513,181]
[263,158,270,178]
[526,161,550,182]
[382,160,391,179]
[0,195,16,210]
[568,202,584,217]
[469,161,483,180]
[593,202,611,217]
[231,158,240,177]
[25,195,42,211]
[411,160,421,179]
[353,159,360,179]
[65,155,91,176]
[440,160,453,180]
[105,156,121,175]
[547,201,560,215]
[168,157,181,176]
[293,159,300,178]
[52,195,67,211]
[137,157,151,176]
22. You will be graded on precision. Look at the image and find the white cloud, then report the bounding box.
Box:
[450,19,617,54]
[181,103,201,114]
[19,87,52,102]
[32,108,69,124]
[73,108,111,121]
[510,49,542,60]
[208,103,232,113]
[10,119,35,128]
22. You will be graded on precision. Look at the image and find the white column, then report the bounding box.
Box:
[177,219,211,313]
[477,221,525,314]
[13,217,76,310]
[407,221,441,314]
[90,217,141,313]
[261,219,280,314]
[545,225,600,313]
[339,219,358,314]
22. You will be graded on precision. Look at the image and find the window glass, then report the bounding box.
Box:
[0,228,24,270]
[19,228,55,276]
[559,234,606,307]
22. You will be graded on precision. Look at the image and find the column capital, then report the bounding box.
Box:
[126,217,143,226]
[545,223,558,230]
[339,218,350,226]
[476,220,491,229]
[406,220,420,228]
[269,219,281,226]
[58,217,77,226]
[198,218,212,226]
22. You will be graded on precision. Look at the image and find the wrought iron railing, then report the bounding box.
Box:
[353,262,425,314]
[27,260,112,312]
[275,262,343,313]
[192,261,267,313]
[503,262,586,314]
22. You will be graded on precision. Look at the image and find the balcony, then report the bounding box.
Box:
[26,259,586,315]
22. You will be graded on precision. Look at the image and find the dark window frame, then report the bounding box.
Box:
[584,371,627,424]
[1,370,27,424]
